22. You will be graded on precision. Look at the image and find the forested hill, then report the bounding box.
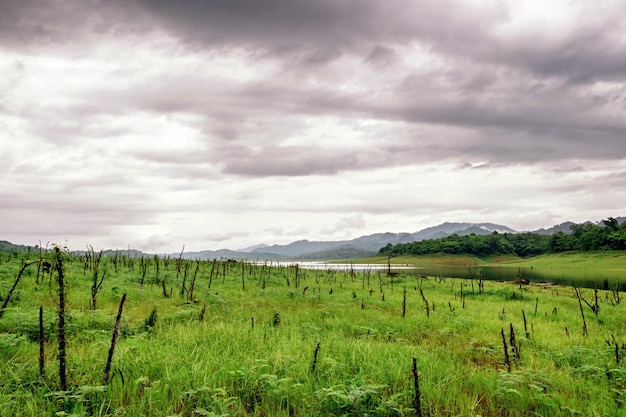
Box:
[0,240,39,256]
[379,217,626,258]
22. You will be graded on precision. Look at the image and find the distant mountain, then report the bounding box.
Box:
[252,239,346,258]
[0,240,38,254]
[250,222,516,259]
[237,243,270,253]
[410,222,516,241]
[532,222,576,235]
[182,249,285,261]
[297,246,376,261]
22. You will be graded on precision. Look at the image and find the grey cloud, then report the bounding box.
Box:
[221,145,359,176]
[4,0,626,176]
[5,0,625,87]
[499,16,626,84]
[0,0,144,49]
[364,45,397,68]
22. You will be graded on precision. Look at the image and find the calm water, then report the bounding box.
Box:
[405,265,625,289]
[284,262,625,289]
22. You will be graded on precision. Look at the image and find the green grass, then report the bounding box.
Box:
[1,252,626,416]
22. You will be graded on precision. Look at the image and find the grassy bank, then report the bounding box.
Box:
[1,251,626,416]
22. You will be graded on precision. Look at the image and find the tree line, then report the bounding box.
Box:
[379,217,626,258]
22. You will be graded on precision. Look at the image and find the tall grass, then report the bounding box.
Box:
[0,251,625,415]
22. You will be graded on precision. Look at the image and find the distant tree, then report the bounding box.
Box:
[603,217,620,231]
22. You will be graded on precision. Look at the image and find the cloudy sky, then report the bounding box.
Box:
[2,0,626,252]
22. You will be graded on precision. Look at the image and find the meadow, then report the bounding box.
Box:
[1,248,626,416]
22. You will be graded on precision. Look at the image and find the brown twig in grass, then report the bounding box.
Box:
[420,288,430,318]
[412,358,423,417]
[501,328,511,372]
[0,259,40,318]
[311,343,321,372]
[55,247,67,391]
[39,306,45,377]
[574,287,588,336]
[104,293,127,385]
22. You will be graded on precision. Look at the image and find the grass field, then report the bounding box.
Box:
[1,250,626,416]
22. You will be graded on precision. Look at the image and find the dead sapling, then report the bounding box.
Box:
[90,250,106,310]
[104,293,127,385]
[311,342,321,372]
[522,309,530,338]
[501,328,511,372]
[509,323,520,364]
[412,358,423,417]
[420,288,430,318]
[39,306,45,377]
[187,261,200,301]
[402,287,407,318]
[180,261,190,298]
[54,247,68,391]
[581,284,600,316]
[574,287,588,336]
[611,282,621,305]
[0,259,40,318]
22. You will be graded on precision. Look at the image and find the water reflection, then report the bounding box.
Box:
[271,261,624,289]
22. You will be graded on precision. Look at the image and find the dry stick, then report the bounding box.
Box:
[176,245,185,278]
[54,247,68,391]
[509,323,520,363]
[188,261,199,301]
[460,283,465,309]
[402,287,407,318]
[39,306,45,377]
[574,287,588,336]
[161,278,169,298]
[180,262,189,298]
[91,266,106,310]
[241,261,245,290]
[420,288,430,318]
[412,357,423,417]
[104,293,127,385]
[0,259,40,318]
[36,242,43,286]
[522,309,529,338]
[112,250,119,273]
[198,304,206,322]
[208,259,217,289]
[154,255,160,284]
[501,328,511,372]
[311,342,321,372]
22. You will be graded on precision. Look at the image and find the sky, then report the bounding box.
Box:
[1,0,626,253]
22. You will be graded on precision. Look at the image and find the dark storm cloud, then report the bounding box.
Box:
[127,0,626,82]
[3,0,626,175]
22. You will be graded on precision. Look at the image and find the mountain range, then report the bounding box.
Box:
[3,218,623,261]
[183,219,625,260]
[182,222,529,260]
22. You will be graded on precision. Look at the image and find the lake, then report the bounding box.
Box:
[276,262,625,289]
